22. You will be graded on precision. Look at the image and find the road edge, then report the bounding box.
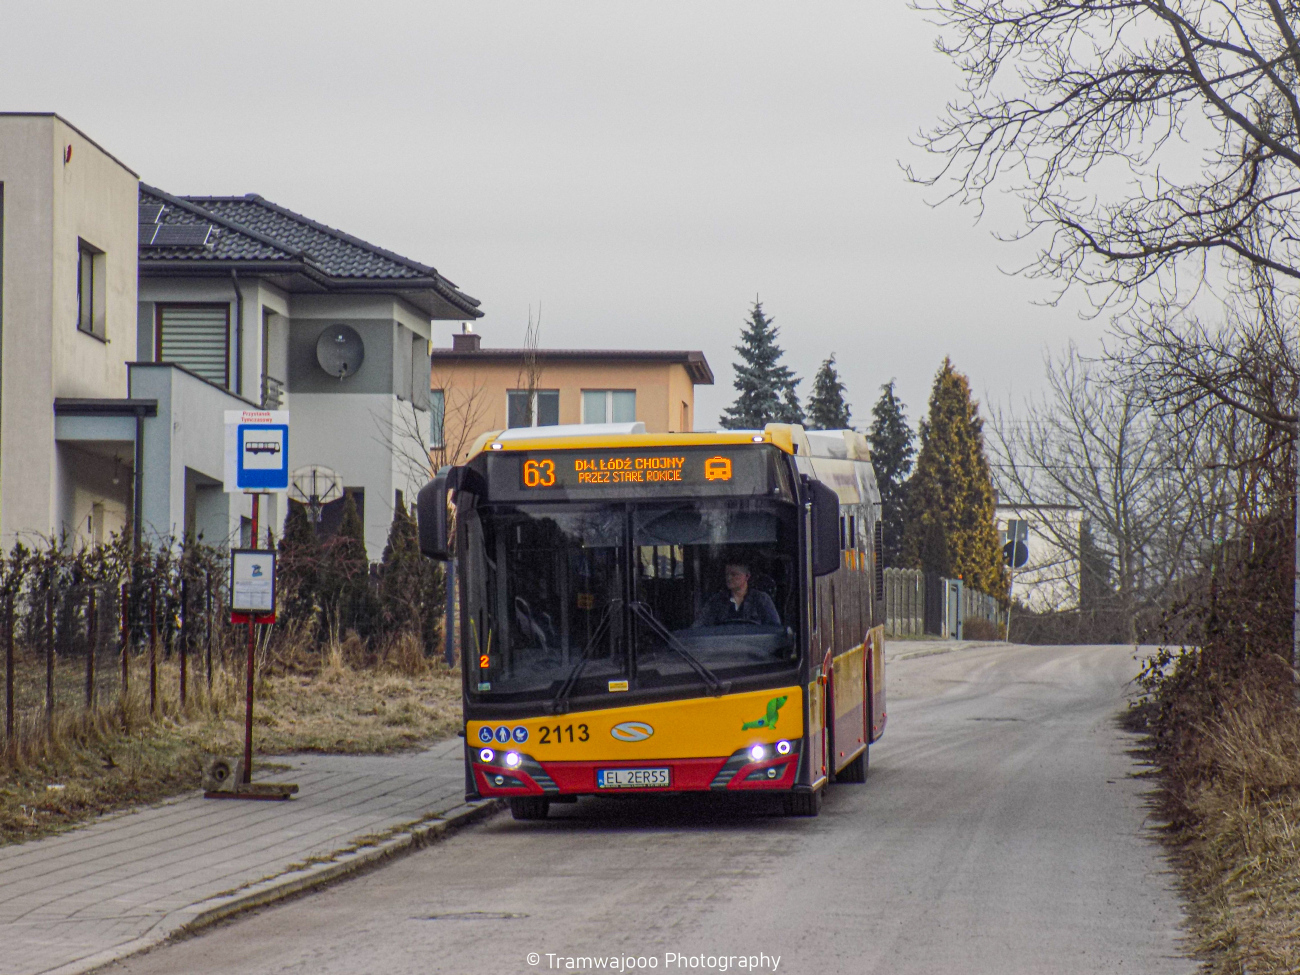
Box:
[887,640,1006,662]
[50,798,504,975]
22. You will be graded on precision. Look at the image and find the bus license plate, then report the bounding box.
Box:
[597,768,670,789]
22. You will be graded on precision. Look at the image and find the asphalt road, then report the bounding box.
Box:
[108,643,1192,975]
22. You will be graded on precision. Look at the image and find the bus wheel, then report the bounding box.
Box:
[838,746,868,783]
[786,788,821,817]
[509,797,551,820]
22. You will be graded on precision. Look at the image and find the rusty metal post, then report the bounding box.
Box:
[119,581,130,720]
[243,619,255,784]
[205,570,213,692]
[179,576,188,710]
[85,589,97,709]
[45,584,55,736]
[149,580,158,715]
[4,594,13,745]
[242,494,261,784]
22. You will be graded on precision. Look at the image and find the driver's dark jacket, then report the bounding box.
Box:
[695,589,781,627]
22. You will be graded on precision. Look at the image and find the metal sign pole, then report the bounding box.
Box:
[243,617,255,784]
[211,411,297,800]
[243,493,260,785]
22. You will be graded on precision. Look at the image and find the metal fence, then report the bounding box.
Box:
[883,568,1001,639]
[2,559,235,753]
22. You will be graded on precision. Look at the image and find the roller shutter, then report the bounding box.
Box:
[157,305,229,387]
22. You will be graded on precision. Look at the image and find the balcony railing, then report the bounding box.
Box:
[261,375,285,410]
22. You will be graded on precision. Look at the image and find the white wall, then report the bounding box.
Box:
[289,391,426,560]
[0,114,137,547]
[997,505,1082,613]
[130,362,263,548]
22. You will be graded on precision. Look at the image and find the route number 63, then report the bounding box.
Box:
[523,459,556,488]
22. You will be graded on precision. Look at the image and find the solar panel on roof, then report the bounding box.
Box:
[138,204,164,224]
[143,224,214,247]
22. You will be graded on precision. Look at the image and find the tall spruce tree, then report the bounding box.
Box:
[320,493,377,638]
[720,299,805,428]
[379,495,422,637]
[902,359,1007,596]
[868,381,915,566]
[805,354,852,429]
[278,502,321,630]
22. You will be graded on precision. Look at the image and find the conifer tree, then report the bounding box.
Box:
[379,495,423,636]
[805,354,852,430]
[720,299,805,428]
[320,494,377,638]
[278,502,321,629]
[902,359,1007,596]
[868,380,915,566]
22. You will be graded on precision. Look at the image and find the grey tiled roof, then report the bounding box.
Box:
[138,185,481,316]
[189,196,436,280]
[139,187,297,262]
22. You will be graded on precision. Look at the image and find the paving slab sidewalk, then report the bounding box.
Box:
[0,738,497,975]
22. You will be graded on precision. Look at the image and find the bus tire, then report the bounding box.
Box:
[786,788,821,817]
[838,746,868,783]
[509,797,550,820]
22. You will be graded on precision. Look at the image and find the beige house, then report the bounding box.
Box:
[0,113,141,547]
[429,326,714,462]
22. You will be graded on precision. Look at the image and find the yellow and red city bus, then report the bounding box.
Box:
[417,423,885,818]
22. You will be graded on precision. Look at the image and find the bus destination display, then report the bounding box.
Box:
[508,447,772,496]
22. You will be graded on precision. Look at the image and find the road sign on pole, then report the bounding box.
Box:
[224,410,290,492]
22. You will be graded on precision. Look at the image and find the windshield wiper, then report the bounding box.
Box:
[629,601,730,697]
[551,598,621,715]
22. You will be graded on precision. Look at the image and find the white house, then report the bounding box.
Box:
[0,113,141,548]
[995,503,1083,613]
[135,186,482,557]
[0,113,483,559]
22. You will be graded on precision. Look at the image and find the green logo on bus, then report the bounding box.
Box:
[742,696,787,731]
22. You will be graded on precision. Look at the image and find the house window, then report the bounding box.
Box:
[582,389,636,424]
[508,389,560,428]
[77,239,106,339]
[430,389,445,448]
[155,303,230,388]
[411,335,429,411]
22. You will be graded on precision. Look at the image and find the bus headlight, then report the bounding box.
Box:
[479,748,494,763]
[749,744,767,762]
[776,740,791,755]
[505,752,522,768]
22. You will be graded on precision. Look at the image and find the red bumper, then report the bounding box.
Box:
[473,753,798,797]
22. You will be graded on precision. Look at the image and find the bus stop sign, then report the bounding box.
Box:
[224,410,289,491]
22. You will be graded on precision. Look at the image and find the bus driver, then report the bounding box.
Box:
[695,561,781,628]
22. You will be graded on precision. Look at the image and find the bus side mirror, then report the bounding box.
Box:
[417,469,454,560]
[808,480,841,577]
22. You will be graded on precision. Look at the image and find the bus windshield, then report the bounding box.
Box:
[462,498,801,702]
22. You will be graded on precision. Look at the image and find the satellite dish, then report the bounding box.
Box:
[1003,540,1029,569]
[316,325,365,379]
[289,466,343,524]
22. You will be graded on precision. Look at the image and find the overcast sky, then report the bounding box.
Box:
[4,1,1104,431]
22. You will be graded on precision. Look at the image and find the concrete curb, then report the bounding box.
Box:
[50,799,504,975]
[887,640,1008,662]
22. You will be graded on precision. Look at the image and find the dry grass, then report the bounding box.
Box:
[1,632,462,846]
[1162,687,1300,974]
